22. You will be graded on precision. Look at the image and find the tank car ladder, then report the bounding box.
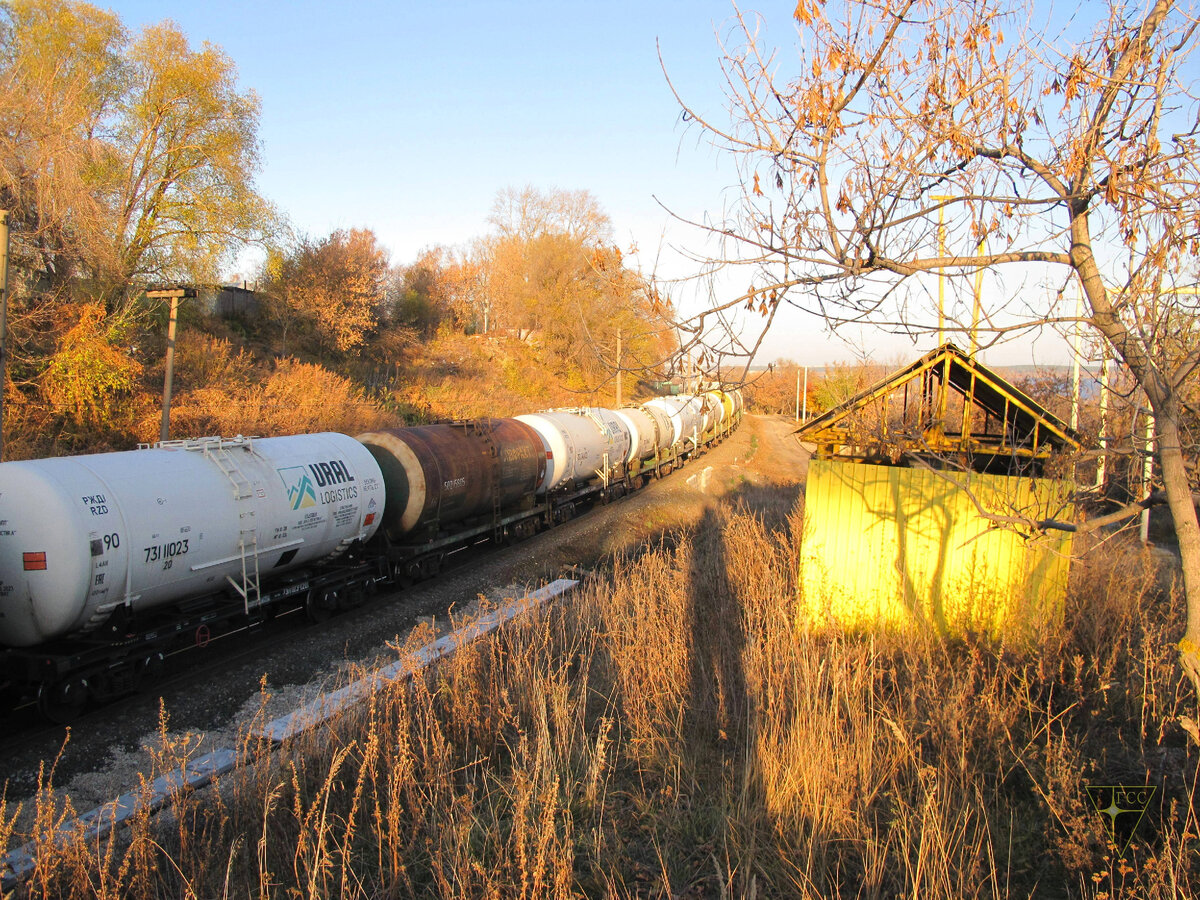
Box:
[200,437,262,612]
[577,408,621,490]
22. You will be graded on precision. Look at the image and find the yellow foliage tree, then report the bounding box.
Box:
[41,303,142,426]
[471,187,677,397]
[0,0,277,300]
[262,228,388,355]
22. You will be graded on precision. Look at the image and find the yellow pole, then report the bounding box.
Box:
[938,214,945,344]
[931,195,954,346]
[971,237,984,357]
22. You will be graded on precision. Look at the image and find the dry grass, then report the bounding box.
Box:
[162,357,395,439]
[3,496,1198,898]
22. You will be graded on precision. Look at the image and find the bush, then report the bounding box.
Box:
[162,359,394,438]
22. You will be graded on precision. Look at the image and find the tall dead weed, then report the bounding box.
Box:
[4,507,1198,898]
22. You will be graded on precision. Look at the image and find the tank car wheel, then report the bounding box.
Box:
[402,558,427,583]
[38,677,90,723]
[138,652,166,686]
[306,588,339,623]
[343,582,368,609]
[420,554,443,578]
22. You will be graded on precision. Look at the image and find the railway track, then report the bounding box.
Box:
[0,413,766,831]
[0,493,597,796]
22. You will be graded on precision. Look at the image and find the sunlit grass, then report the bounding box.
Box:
[3,497,1197,898]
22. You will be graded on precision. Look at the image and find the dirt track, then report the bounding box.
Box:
[2,415,810,816]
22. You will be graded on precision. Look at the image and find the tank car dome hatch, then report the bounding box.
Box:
[0,433,384,648]
[357,419,545,538]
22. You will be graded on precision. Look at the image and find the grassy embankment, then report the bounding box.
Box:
[5,312,629,460]
[4,487,1198,898]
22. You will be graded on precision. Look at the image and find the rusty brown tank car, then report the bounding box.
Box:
[357,419,546,538]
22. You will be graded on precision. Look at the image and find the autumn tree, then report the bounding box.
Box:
[0,0,275,453]
[472,186,676,395]
[388,247,453,337]
[440,246,489,333]
[0,0,119,293]
[261,228,388,355]
[0,0,275,302]
[743,360,802,416]
[673,1,1200,686]
[105,21,275,296]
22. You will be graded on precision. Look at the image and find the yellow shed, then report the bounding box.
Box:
[796,345,1082,639]
[800,459,1074,638]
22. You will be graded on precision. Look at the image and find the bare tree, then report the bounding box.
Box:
[670,1,1200,688]
[488,185,613,244]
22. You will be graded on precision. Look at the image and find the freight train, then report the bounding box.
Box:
[0,389,742,720]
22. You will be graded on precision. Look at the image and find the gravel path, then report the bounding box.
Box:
[1,414,808,829]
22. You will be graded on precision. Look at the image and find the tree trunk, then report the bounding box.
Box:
[1069,210,1200,703]
[1158,415,1200,690]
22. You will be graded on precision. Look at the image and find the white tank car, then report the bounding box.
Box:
[613,407,669,463]
[643,396,705,448]
[0,433,384,648]
[639,404,674,453]
[515,408,631,493]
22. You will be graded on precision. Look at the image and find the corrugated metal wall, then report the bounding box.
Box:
[800,459,1074,638]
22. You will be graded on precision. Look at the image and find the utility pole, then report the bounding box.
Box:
[0,211,8,462]
[802,366,808,423]
[794,367,810,422]
[146,287,195,443]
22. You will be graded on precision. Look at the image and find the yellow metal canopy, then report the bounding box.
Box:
[796,343,1082,474]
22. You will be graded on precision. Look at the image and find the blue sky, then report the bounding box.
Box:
[99,0,1084,368]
